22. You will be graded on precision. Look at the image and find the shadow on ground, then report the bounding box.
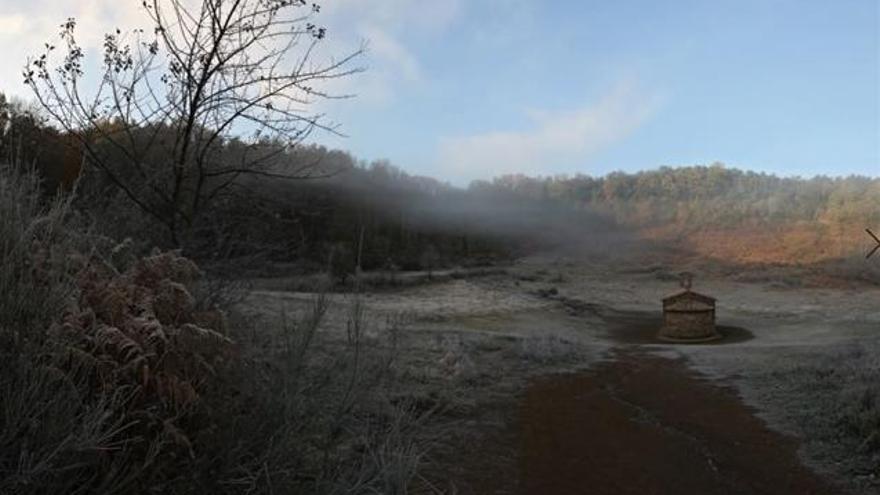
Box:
[601,311,754,345]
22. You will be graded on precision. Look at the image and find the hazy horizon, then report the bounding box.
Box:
[335,156,880,188]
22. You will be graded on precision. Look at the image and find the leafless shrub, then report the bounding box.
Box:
[436,337,477,383]
[0,164,79,340]
[0,164,144,494]
[25,0,363,246]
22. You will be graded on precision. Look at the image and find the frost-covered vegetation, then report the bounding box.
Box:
[0,163,437,494]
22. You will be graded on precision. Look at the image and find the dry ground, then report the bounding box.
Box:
[240,253,880,494]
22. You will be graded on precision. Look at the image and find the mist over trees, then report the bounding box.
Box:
[5,0,875,273]
[5,81,879,273]
[2,0,876,272]
[1,91,514,273]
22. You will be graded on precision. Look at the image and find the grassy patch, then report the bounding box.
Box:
[760,341,880,488]
[0,164,437,494]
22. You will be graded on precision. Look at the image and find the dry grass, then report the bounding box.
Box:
[250,266,508,293]
[756,340,880,490]
[510,335,582,364]
[0,163,438,494]
[640,222,865,265]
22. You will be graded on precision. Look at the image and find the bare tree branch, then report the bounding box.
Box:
[25,0,363,246]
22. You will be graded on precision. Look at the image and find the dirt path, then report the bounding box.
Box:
[460,349,837,495]
[245,260,876,493]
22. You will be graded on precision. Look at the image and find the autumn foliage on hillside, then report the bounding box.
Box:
[477,164,880,264]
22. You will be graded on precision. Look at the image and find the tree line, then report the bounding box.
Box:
[0,94,512,275]
[472,164,880,232]
[5,88,877,274]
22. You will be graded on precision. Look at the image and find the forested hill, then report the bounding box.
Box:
[473,164,880,264]
[3,89,876,267]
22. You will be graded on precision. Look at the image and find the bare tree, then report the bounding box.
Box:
[25,0,363,245]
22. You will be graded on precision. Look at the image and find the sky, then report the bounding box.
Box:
[0,0,877,184]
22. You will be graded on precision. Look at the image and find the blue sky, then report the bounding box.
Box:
[318,0,879,183]
[1,0,877,183]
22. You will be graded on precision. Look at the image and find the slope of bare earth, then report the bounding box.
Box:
[638,221,868,265]
[239,252,880,494]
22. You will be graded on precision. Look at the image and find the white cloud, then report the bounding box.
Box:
[359,25,421,83]
[0,0,147,97]
[314,0,462,106]
[321,0,461,34]
[437,80,662,182]
[0,14,26,34]
[0,0,448,111]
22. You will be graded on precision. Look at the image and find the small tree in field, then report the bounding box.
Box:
[328,242,355,286]
[25,0,362,246]
[420,243,440,279]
